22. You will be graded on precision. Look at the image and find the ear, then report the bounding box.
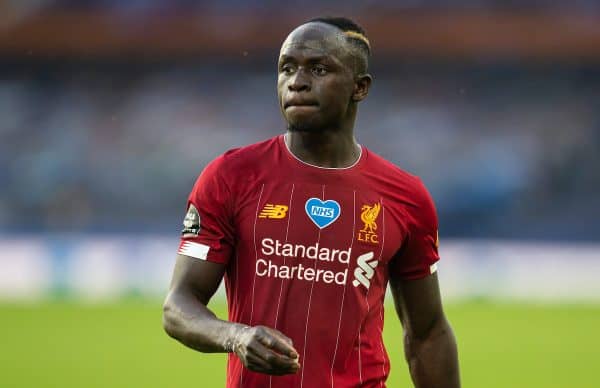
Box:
[352,74,372,102]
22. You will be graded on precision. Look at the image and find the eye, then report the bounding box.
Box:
[280,64,295,75]
[312,65,328,76]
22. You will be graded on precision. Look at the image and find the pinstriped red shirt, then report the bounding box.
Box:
[178,135,440,388]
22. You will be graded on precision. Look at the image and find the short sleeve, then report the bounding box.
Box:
[389,179,440,280]
[177,156,234,264]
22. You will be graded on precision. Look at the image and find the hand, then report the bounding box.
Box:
[228,325,300,376]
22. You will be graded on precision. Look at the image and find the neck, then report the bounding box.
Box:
[284,128,361,169]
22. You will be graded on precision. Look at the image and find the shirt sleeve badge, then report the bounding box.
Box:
[181,204,201,236]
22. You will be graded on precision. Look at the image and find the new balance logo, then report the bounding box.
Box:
[259,204,289,219]
[352,252,378,289]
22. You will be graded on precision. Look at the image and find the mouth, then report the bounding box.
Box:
[284,100,319,109]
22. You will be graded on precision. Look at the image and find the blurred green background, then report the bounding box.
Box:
[2,300,599,387]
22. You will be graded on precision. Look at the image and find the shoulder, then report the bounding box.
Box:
[199,136,280,179]
[363,148,432,206]
[189,136,279,201]
[364,149,438,233]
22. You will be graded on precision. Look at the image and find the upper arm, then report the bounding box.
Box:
[388,178,444,336]
[177,155,235,265]
[389,178,439,281]
[168,254,227,305]
[169,156,236,304]
[389,272,445,339]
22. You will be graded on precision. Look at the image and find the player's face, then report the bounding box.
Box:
[277,23,356,133]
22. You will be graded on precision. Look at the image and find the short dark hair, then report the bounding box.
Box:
[307,16,371,73]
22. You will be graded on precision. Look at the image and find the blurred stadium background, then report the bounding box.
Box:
[1,1,599,387]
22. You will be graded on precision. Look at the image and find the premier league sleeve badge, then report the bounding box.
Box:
[181,204,201,236]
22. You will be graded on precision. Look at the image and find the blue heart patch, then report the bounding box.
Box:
[305,198,341,229]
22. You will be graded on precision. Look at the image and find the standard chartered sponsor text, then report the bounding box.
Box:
[256,238,349,285]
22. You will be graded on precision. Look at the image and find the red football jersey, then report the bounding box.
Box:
[178,135,440,388]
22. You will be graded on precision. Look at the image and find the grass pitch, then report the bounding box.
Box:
[1,299,598,387]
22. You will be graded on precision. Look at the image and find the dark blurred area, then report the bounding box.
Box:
[1,1,599,240]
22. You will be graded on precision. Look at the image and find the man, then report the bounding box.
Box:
[163,17,460,388]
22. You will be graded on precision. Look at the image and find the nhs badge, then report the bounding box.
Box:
[305,198,341,229]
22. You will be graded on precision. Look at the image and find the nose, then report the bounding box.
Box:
[288,68,310,92]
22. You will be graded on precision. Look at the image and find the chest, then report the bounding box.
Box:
[233,181,406,287]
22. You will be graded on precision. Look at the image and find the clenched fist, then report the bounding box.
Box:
[226,325,300,376]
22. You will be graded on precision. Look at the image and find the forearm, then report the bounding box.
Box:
[162,290,243,353]
[404,318,460,388]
